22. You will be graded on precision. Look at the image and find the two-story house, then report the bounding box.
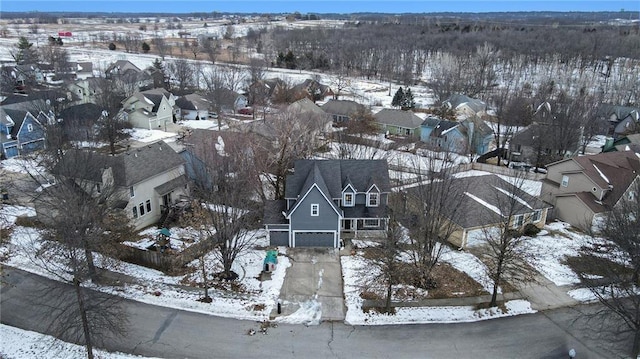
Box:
[121,88,177,130]
[541,151,640,231]
[264,159,391,248]
[47,140,188,230]
[443,94,487,119]
[0,105,49,159]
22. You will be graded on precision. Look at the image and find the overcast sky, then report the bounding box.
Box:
[2,0,639,14]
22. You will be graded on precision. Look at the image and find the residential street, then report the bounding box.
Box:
[1,267,630,359]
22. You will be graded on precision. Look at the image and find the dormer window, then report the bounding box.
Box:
[367,192,379,207]
[343,193,354,207]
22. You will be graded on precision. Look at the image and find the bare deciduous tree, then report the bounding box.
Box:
[476,173,538,306]
[168,59,195,94]
[182,131,261,278]
[578,180,640,358]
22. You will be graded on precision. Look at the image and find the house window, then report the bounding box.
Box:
[512,214,524,229]
[132,206,138,218]
[129,186,135,197]
[363,219,380,228]
[629,191,636,201]
[532,210,542,223]
[27,124,34,132]
[311,204,319,217]
[561,175,569,187]
[367,192,379,207]
[146,200,152,213]
[139,203,145,216]
[343,193,354,207]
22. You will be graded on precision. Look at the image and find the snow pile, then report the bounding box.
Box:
[0,324,158,359]
[275,299,322,326]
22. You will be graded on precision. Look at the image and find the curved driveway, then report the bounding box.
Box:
[0,268,629,359]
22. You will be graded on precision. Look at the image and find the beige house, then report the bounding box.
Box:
[122,88,177,130]
[541,151,640,231]
[46,141,189,230]
[406,174,551,249]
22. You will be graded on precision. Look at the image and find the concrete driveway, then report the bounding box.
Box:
[273,248,345,322]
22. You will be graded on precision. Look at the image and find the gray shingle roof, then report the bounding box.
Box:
[54,141,185,187]
[285,159,391,199]
[320,99,364,117]
[374,109,423,129]
[410,174,550,229]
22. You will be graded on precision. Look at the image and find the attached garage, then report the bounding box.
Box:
[269,231,289,246]
[293,231,336,247]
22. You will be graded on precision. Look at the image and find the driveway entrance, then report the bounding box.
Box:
[274,248,345,322]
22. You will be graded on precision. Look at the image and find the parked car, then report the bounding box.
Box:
[208,112,218,119]
[238,107,253,115]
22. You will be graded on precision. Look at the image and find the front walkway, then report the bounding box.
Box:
[272,248,346,322]
[517,274,580,310]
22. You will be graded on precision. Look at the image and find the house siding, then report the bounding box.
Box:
[126,166,187,230]
[290,187,340,232]
[554,195,595,231]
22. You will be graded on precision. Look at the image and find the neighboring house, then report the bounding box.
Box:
[73,61,94,80]
[286,98,333,136]
[408,174,551,249]
[602,134,640,153]
[420,116,468,153]
[461,117,493,155]
[121,88,177,130]
[248,77,286,104]
[105,60,142,79]
[179,129,256,190]
[291,78,333,103]
[443,94,487,119]
[58,103,103,141]
[175,93,211,121]
[320,99,367,123]
[540,151,640,231]
[105,60,153,93]
[264,159,391,248]
[597,104,640,138]
[509,123,581,167]
[374,108,423,137]
[67,78,104,105]
[0,105,49,159]
[48,141,189,230]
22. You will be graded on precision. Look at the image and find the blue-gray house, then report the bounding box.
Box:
[420,116,493,155]
[0,105,49,159]
[264,159,391,247]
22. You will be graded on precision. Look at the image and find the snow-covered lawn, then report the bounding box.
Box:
[0,324,157,359]
[341,255,534,325]
[127,128,178,143]
[2,205,290,321]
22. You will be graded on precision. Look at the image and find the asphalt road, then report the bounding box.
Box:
[0,268,631,359]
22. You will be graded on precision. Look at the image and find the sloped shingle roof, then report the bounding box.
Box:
[374,109,423,129]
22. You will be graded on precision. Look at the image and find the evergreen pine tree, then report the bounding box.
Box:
[14,36,38,65]
[141,42,150,53]
[401,88,416,110]
[392,87,404,108]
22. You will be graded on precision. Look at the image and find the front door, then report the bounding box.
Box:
[343,219,352,231]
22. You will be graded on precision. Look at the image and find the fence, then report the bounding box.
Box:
[362,292,522,309]
[453,162,546,181]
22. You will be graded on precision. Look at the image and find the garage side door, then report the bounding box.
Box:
[294,232,335,247]
[269,231,289,246]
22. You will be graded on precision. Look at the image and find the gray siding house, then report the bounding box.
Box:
[264,159,391,247]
